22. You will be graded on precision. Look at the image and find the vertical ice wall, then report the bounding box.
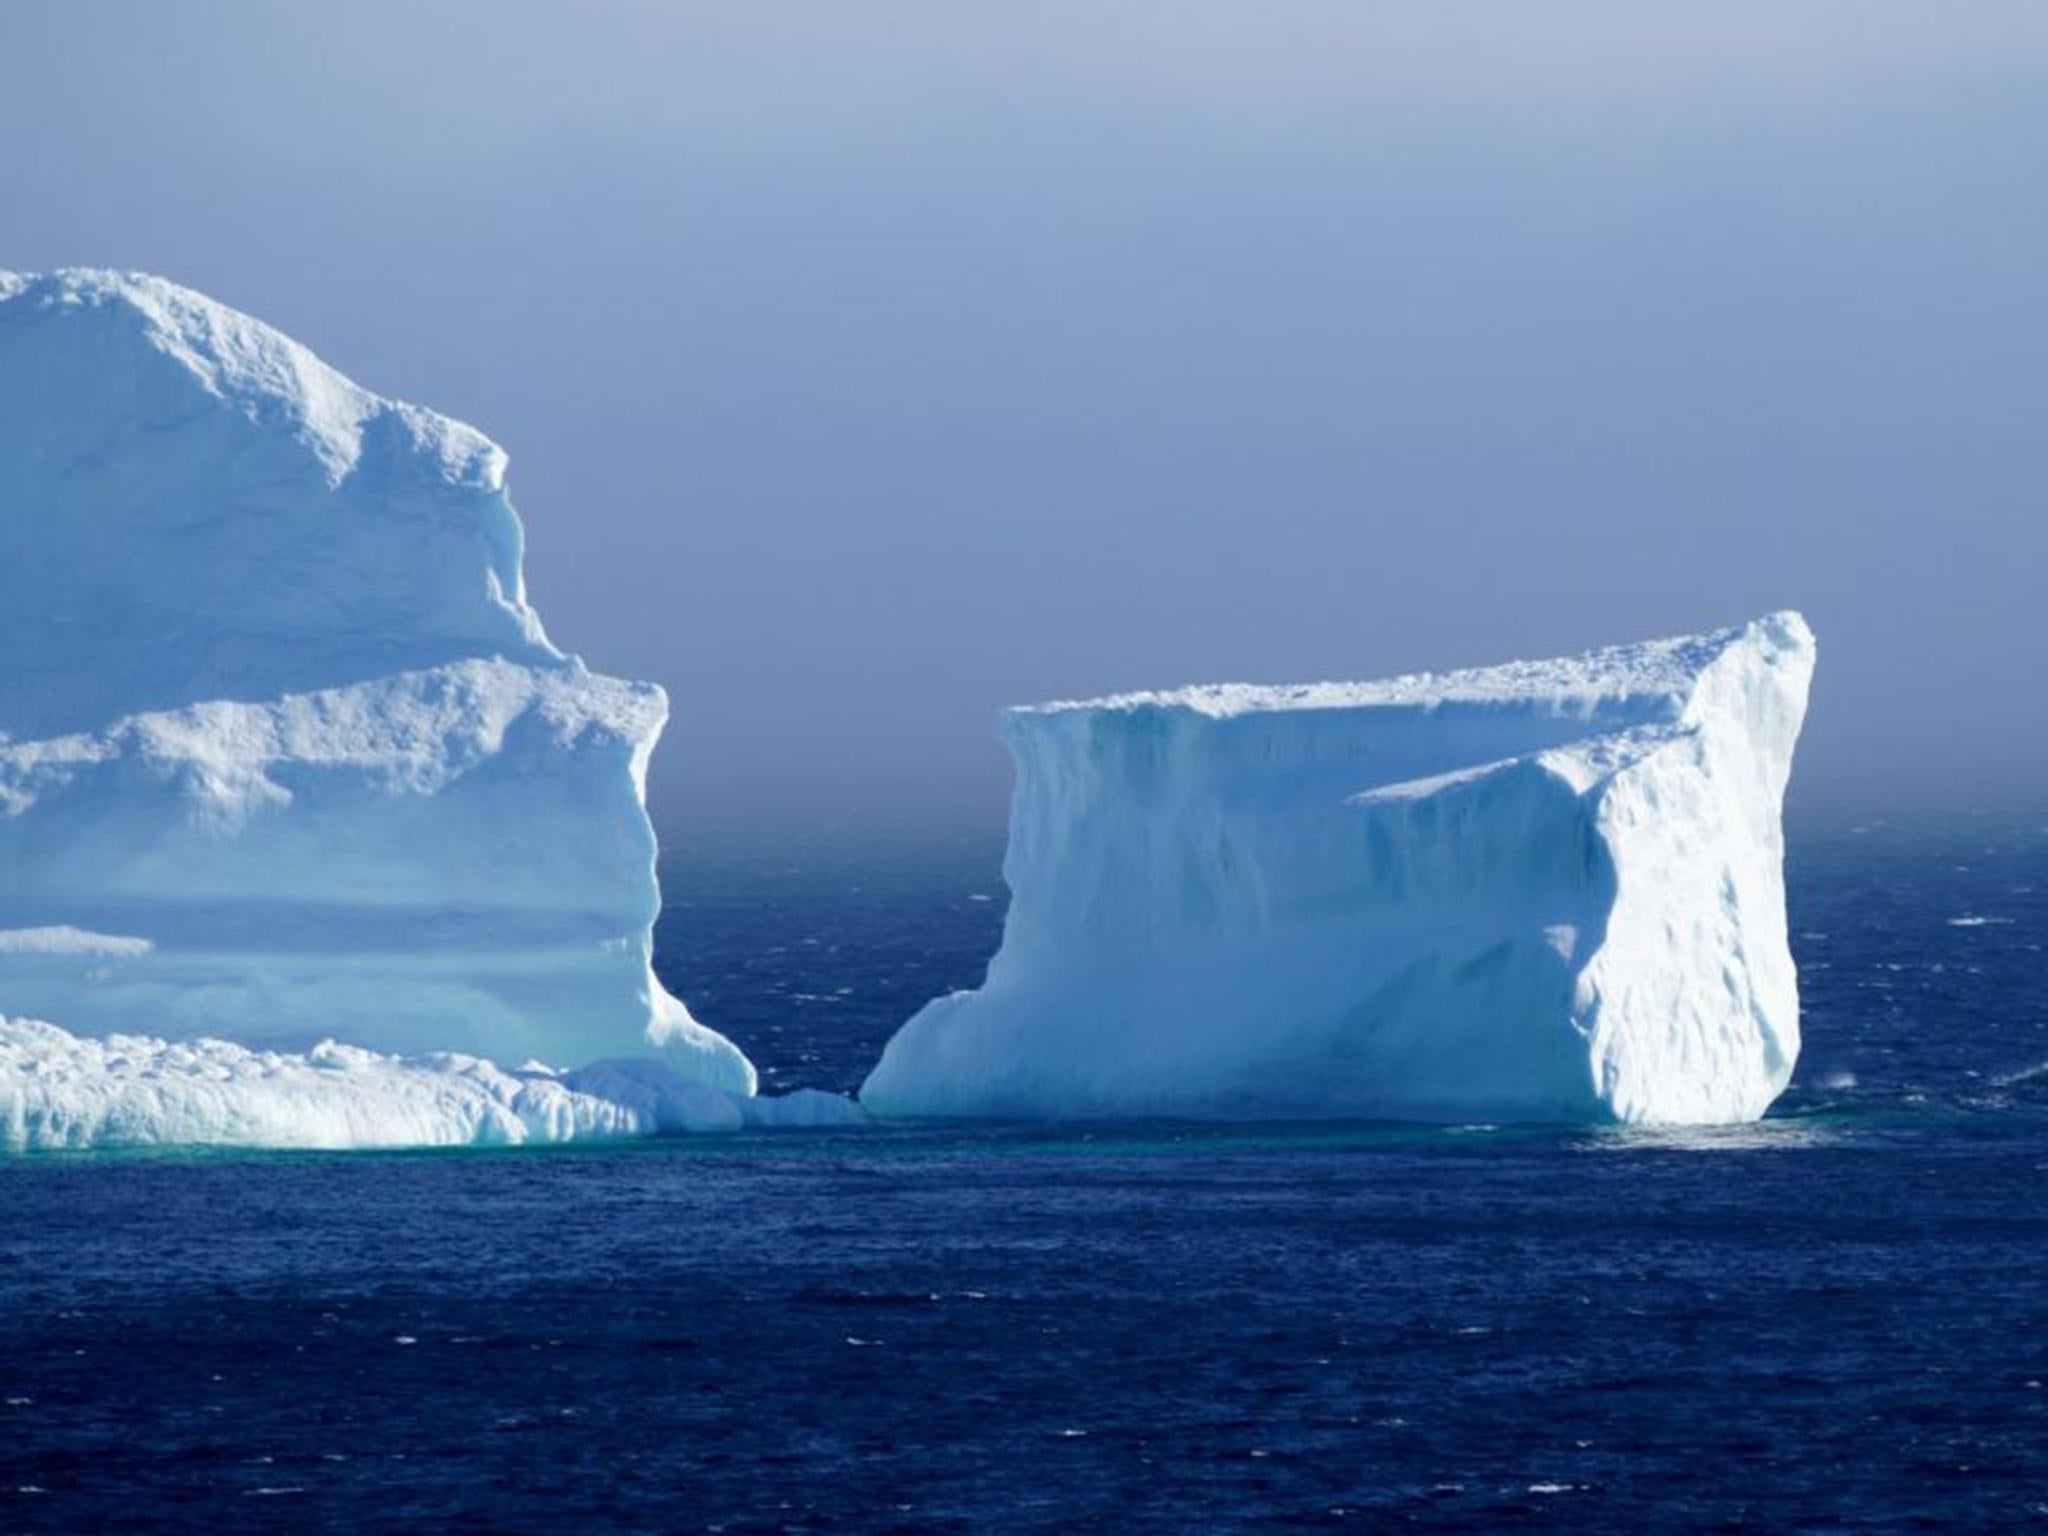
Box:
[0,269,754,1094]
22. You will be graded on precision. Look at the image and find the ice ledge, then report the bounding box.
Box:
[0,1018,863,1153]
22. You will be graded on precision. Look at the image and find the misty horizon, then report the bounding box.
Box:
[5,2,2042,848]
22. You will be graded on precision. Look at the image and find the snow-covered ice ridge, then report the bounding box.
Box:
[0,269,835,1149]
[1024,623,1768,718]
[864,613,1816,1126]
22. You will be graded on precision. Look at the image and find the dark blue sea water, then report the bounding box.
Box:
[3,816,2045,1531]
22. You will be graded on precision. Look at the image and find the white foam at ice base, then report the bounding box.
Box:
[863,612,1816,1127]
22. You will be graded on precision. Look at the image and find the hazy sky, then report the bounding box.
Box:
[3,3,2042,848]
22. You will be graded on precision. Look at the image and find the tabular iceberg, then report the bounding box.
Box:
[0,269,782,1148]
[863,614,1816,1126]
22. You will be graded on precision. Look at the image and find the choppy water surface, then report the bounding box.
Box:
[2,816,2045,1531]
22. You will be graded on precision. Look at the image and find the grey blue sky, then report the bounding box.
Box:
[3,3,2042,847]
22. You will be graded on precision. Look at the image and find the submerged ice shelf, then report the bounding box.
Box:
[0,268,797,1149]
[863,613,1817,1127]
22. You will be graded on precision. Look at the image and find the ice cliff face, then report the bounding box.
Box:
[0,270,755,1105]
[862,614,1816,1126]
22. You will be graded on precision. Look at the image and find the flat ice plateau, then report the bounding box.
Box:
[0,269,849,1150]
[863,613,1816,1126]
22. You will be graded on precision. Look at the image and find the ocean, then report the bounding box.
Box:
[2,815,2043,1531]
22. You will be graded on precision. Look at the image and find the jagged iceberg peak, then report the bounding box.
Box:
[0,268,554,737]
[0,269,761,1130]
[863,613,1817,1127]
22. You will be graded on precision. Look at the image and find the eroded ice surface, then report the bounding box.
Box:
[0,1019,860,1152]
[863,614,1816,1126]
[0,270,793,1146]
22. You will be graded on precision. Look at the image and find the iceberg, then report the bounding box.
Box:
[862,613,1816,1126]
[0,269,779,1147]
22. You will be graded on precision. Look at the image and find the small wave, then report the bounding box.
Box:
[1948,915,2016,928]
[1580,1118,1845,1152]
[1991,1061,2048,1090]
